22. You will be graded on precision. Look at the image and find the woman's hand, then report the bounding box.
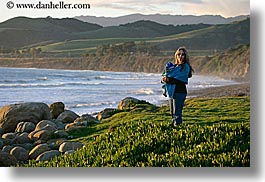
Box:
[161,76,167,83]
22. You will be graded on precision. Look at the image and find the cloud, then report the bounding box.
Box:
[77,0,205,16]
[83,0,249,17]
[181,0,250,17]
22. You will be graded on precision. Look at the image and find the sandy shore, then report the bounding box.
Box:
[188,82,250,98]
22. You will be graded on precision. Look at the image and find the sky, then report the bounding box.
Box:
[0,0,250,22]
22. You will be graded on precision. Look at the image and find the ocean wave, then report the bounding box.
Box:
[0,83,66,88]
[0,79,29,84]
[132,88,155,95]
[36,77,48,81]
[70,101,117,108]
[94,75,156,81]
[0,82,106,88]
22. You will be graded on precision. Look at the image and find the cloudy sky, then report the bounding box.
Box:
[0,0,250,22]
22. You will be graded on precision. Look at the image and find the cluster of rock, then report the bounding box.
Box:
[0,97,147,166]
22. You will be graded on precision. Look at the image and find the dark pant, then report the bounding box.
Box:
[169,93,186,124]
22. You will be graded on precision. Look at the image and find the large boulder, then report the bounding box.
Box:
[96,108,119,120]
[29,144,51,160]
[0,102,52,133]
[31,130,52,141]
[15,122,35,133]
[117,97,142,110]
[57,110,79,123]
[10,146,29,161]
[74,114,98,125]
[1,133,17,145]
[16,132,31,144]
[49,102,65,119]
[59,142,83,153]
[36,150,60,162]
[35,120,57,131]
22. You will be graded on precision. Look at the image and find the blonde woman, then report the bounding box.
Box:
[161,47,194,127]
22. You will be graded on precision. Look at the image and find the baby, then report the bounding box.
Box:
[161,61,175,97]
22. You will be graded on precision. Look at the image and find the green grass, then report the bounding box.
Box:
[20,96,250,167]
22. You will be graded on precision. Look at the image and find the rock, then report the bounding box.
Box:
[16,132,31,144]
[96,108,119,120]
[1,132,17,140]
[0,139,3,149]
[2,133,17,145]
[46,138,66,150]
[28,130,40,141]
[117,97,142,110]
[10,146,29,161]
[52,119,65,130]
[36,150,60,162]
[39,125,57,133]
[57,110,79,123]
[49,102,65,119]
[33,139,45,146]
[0,102,52,133]
[29,144,51,160]
[53,130,68,138]
[74,114,99,125]
[64,123,85,131]
[35,120,58,131]
[2,145,12,153]
[32,130,52,141]
[15,122,35,133]
[16,143,34,151]
[0,151,18,167]
[58,142,83,153]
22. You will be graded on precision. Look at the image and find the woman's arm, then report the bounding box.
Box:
[162,76,186,84]
[166,77,182,84]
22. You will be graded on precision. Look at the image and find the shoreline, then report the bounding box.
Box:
[187,82,250,98]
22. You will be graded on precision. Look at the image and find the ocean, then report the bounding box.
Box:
[0,67,239,115]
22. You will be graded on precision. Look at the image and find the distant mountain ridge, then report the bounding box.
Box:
[74,13,249,27]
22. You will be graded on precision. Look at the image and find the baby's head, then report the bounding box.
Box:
[165,61,175,71]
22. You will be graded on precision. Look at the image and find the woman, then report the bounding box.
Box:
[161,47,194,127]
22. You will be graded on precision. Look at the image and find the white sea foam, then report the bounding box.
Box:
[133,88,154,95]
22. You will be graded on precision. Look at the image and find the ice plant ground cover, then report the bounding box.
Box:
[20,96,250,167]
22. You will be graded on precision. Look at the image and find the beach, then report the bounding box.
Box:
[188,82,250,98]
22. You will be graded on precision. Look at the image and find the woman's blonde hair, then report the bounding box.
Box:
[174,47,194,78]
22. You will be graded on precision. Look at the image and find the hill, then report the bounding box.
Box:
[36,18,249,56]
[152,17,250,51]
[191,44,250,81]
[0,17,102,49]
[0,16,102,33]
[0,17,213,50]
[75,13,249,27]
[0,16,249,55]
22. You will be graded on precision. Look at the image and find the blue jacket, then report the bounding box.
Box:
[165,63,190,98]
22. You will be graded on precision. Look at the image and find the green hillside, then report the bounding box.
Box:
[72,20,212,39]
[19,96,250,167]
[0,16,102,33]
[191,44,250,81]
[0,17,211,50]
[151,17,250,51]
[0,16,249,55]
[0,17,102,49]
